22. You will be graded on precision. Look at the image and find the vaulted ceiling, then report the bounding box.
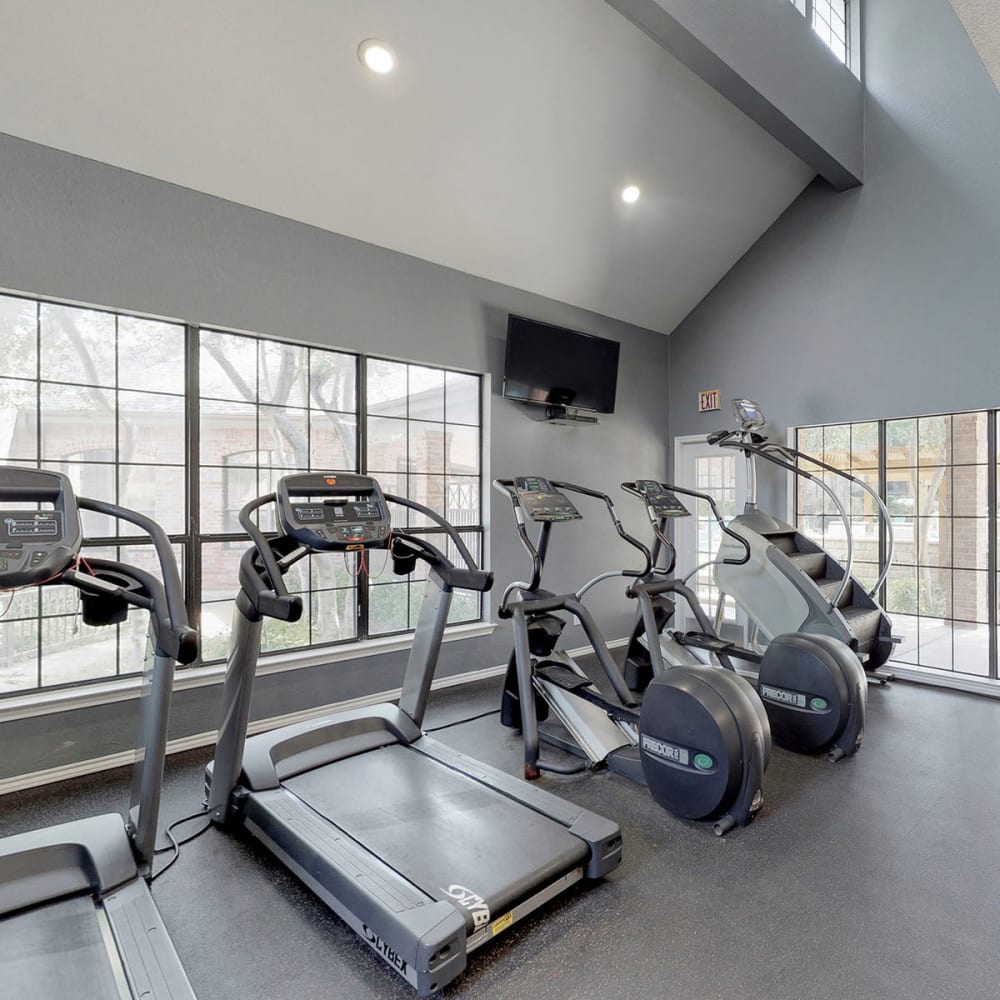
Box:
[0,1,813,333]
[949,0,1000,92]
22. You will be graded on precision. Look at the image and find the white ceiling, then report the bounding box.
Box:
[0,1,812,334]
[949,0,1000,92]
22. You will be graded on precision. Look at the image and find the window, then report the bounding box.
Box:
[796,410,994,680]
[693,454,738,624]
[789,0,850,65]
[0,292,485,695]
[198,329,361,661]
[365,358,483,636]
[0,296,187,693]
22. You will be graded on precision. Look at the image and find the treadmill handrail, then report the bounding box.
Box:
[78,496,198,663]
[234,486,492,620]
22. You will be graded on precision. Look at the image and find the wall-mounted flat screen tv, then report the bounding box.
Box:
[502,315,620,414]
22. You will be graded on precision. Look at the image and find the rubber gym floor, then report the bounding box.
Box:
[1,670,996,1000]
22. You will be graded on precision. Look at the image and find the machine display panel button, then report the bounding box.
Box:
[5,516,59,537]
[294,506,325,521]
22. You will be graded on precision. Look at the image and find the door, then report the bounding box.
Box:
[672,435,748,640]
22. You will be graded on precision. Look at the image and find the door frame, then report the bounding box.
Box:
[672,434,749,636]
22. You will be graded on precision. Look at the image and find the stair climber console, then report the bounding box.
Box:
[710,399,897,682]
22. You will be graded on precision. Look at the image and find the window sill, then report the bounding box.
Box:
[0,621,499,723]
[888,663,1000,698]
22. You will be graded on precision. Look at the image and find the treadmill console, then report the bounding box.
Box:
[635,480,690,519]
[514,477,581,522]
[276,473,392,551]
[0,467,83,587]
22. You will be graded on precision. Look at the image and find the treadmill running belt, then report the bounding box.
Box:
[0,893,128,1000]
[283,744,589,932]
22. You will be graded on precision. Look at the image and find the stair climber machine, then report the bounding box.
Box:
[620,480,867,762]
[708,399,898,684]
[0,467,199,1000]
[204,473,622,996]
[493,476,770,836]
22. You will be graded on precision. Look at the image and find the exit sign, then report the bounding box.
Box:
[698,389,721,413]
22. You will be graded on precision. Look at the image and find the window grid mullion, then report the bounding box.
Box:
[185,324,203,647]
[987,413,997,680]
[2,295,484,692]
[34,298,42,690]
[357,354,370,641]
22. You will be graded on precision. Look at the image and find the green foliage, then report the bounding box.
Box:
[887,577,947,617]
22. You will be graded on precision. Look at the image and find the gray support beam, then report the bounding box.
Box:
[606,0,864,189]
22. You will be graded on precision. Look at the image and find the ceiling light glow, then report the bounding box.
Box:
[359,39,395,74]
[621,185,641,204]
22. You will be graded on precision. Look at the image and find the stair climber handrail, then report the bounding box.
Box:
[760,443,894,600]
[714,439,855,612]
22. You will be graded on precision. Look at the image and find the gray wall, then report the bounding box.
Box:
[667,0,1000,513]
[0,133,670,778]
[607,0,862,187]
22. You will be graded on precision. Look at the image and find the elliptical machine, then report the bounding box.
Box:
[494,476,770,836]
[620,479,867,762]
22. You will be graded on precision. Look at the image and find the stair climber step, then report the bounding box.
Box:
[785,550,827,580]
[840,606,883,654]
[760,530,799,554]
[816,577,853,608]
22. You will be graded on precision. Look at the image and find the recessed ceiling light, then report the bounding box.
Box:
[621,185,641,204]
[358,39,396,74]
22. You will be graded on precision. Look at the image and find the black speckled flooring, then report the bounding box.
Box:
[2,674,998,1000]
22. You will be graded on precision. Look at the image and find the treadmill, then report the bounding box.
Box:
[0,467,199,999]
[206,473,622,996]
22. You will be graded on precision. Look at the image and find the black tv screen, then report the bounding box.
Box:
[502,316,620,413]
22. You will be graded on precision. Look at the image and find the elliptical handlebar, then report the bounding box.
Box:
[656,484,751,568]
[492,479,544,610]
[550,480,652,578]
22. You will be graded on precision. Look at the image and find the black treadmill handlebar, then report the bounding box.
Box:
[234,483,491,618]
[68,558,199,664]
[390,533,493,592]
[78,496,196,650]
[382,494,479,573]
[238,494,292,602]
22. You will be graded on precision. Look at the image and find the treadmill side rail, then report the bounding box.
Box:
[412,733,623,879]
[244,788,467,996]
[104,879,197,1000]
